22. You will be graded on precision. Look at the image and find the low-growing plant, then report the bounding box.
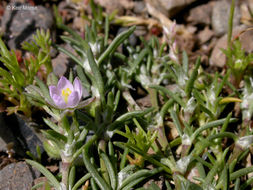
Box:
[0,29,52,117]
[223,0,253,88]
[17,0,253,189]
[25,21,156,189]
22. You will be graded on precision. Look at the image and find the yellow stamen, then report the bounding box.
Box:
[62,88,72,103]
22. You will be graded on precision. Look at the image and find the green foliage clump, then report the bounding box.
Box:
[0,29,52,116]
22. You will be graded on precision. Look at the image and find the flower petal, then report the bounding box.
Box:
[73,77,83,99]
[67,91,80,108]
[49,86,60,97]
[57,76,73,92]
[52,94,67,109]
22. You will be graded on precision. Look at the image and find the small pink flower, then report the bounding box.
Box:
[169,40,179,63]
[49,76,82,109]
[163,21,177,41]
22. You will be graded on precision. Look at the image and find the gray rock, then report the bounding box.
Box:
[187,2,215,25]
[0,162,40,190]
[16,114,44,157]
[94,0,134,15]
[0,113,44,157]
[134,26,147,38]
[1,3,53,49]
[145,0,199,17]
[197,26,214,44]
[53,43,77,77]
[0,113,25,156]
[134,1,146,14]
[52,52,68,77]
[212,0,241,36]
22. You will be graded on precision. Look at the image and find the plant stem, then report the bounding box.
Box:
[227,0,235,49]
[61,162,71,190]
[98,140,110,185]
[122,90,141,111]
[155,125,169,152]
[147,87,159,111]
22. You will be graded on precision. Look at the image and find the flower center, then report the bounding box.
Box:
[61,88,72,103]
